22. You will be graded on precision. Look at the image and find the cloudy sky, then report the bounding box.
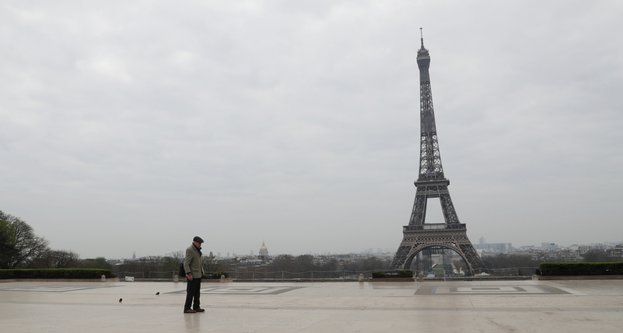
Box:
[1,1,622,259]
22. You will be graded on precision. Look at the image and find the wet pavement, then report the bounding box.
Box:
[1,279,622,332]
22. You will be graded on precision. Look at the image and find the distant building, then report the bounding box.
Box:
[475,242,513,254]
[578,243,611,255]
[238,257,263,266]
[541,243,559,252]
[259,242,269,259]
[607,244,623,258]
[554,248,583,261]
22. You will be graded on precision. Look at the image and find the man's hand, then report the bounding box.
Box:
[186,273,193,281]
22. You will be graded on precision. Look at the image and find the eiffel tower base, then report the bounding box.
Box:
[391,226,484,276]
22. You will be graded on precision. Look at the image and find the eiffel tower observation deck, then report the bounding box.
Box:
[391,30,484,275]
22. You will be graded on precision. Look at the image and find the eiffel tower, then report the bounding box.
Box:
[391,30,484,275]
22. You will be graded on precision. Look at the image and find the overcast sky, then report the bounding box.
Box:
[1,1,622,259]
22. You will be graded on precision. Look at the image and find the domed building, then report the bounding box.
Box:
[259,242,269,260]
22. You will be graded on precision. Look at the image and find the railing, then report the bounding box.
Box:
[483,267,538,276]
[404,223,466,231]
[117,271,177,280]
[116,270,373,281]
[115,268,539,281]
[230,270,370,281]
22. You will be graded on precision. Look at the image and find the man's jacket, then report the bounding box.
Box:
[184,244,204,278]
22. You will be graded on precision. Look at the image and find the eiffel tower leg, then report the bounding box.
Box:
[391,245,411,269]
[439,191,460,224]
[392,189,428,269]
[459,243,484,274]
[409,189,428,225]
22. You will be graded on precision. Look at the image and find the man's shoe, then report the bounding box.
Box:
[184,309,196,313]
[194,308,206,312]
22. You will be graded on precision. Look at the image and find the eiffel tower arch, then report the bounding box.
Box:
[396,231,484,275]
[391,30,484,276]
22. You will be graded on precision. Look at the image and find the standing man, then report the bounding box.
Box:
[183,236,205,313]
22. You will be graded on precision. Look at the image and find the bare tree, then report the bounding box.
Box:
[30,250,80,268]
[0,211,50,268]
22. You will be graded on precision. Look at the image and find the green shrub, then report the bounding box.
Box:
[0,268,113,279]
[372,270,413,278]
[539,262,623,276]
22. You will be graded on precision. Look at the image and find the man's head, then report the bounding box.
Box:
[192,236,204,247]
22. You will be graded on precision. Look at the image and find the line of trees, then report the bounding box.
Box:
[264,254,390,272]
[0,210,110,270]
[114,253,184,277]
[581,249,622,263]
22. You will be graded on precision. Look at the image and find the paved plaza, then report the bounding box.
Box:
[1,279,622,332]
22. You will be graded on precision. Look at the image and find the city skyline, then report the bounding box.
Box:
[2,1,622,259]
[113,239,623,261]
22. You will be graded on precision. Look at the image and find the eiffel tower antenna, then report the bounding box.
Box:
[390,35,484,275]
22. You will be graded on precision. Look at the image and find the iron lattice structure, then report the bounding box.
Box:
[390,34,484,275]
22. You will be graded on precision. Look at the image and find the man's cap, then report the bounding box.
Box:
[193,236,204,243]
